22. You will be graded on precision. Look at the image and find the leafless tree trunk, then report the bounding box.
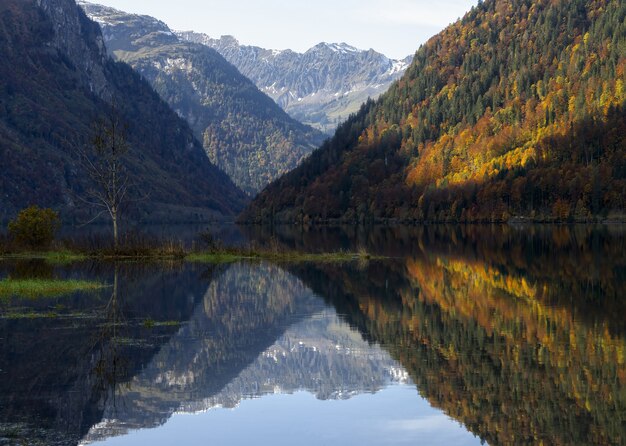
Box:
[77,110,131,250]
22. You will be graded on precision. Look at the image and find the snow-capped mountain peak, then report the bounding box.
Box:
[177,31,414,134]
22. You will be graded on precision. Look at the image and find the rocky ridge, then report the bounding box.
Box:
[0,0,246,222]
[79,1,326,195]
[178,32,413,134]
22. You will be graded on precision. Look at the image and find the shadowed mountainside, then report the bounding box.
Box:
[0,0,246,224]
[79,2,326,195]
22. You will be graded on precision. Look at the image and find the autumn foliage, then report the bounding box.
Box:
[8,205,59,250]
[244,0,626,223]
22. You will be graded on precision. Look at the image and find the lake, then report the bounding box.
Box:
[0,225,624,445]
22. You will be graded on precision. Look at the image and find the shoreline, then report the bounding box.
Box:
[0,249,379,264]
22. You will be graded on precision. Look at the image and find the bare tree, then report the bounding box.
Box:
[78,110,132,249]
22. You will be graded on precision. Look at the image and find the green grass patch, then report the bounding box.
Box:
[0,247,385,264]
[0,278,104,299]
[142,318,181,329]
[42,251,89,264]
[185,249,381,264]
[185,252,250,264]
[1,311,59,320]
[0,251,88,264]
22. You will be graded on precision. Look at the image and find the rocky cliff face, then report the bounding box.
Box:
[79,2,326,196]
[36,0,108,96]
[178,32,413,134]
[78,1,178,50]
[0,0,246,222]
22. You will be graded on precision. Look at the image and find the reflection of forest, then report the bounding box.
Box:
[1,225,624,445]
[285,226,626,446]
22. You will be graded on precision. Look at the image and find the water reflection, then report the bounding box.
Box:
[0,225,624,445]
[82,263,417,443]
[284,226,626,446]
[0,262,212,445]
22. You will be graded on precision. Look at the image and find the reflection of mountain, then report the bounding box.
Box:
[285,228,626,446]
[3,226,624,446]
[81,263,408,444]
[187,310,409,411]
[0,263,216,445]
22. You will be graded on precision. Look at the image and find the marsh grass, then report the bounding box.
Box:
[185,252,249,263]
[141,318,180,329]
[1,247,380,264]
[186,248,377,263]
[0,278,105,299]
[0,230,383,264]
[0,251,88,264]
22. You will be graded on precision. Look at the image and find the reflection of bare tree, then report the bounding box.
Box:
[90,265,129,415]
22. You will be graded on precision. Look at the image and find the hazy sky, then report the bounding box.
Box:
[88,0,477,59]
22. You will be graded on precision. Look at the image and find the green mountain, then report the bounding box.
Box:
[79,2,326,196]
[0,0,246,224]
[243,0,626,223]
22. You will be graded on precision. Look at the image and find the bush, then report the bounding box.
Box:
[198,229,219,250]
[8,206,60,250]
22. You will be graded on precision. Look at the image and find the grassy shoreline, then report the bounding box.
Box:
[0,248,381,264]
[0,251,89,263]
[186,250,377,264]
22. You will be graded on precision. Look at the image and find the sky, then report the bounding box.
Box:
[87,0,478,59]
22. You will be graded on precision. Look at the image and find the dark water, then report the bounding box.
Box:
[0,225,624,445]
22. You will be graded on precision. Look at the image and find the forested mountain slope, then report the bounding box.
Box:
[244,0,626,223]
[0,0,246,223]
[80,2,326,195]
[178,32,412,135]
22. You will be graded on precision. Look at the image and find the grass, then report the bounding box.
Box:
[185,249,378,263]
[1,234,384,264]
[142,318,181,329]
[1,311,60,319]
[0,278,105,299]
[0,251,88,264]
[186,252,252,263]
[250,251,373,263]
[0,248,381,264]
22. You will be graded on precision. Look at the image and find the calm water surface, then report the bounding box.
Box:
[0,225,624,445]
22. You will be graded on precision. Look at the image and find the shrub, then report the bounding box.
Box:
[8,206,60,250]
[198,229,219,250]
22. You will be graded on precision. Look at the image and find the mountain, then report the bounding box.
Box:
[178,32,413,135]
[243,0,626,224]
[79,2,326,196]
[0,0,246,224]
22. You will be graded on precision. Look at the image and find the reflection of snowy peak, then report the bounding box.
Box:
[81,264,409,444]
[182,310,411,414]
[177,32,413,134]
